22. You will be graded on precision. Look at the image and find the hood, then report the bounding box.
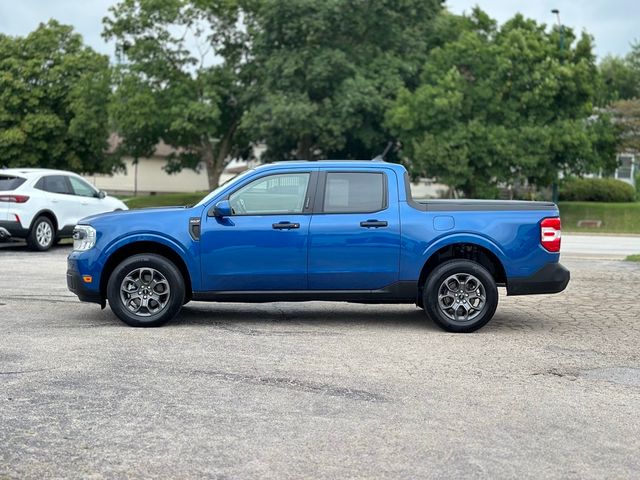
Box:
[79,205,198,226]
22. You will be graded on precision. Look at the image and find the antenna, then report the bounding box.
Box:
[372,141,393,161]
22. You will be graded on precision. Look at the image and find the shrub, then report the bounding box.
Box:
[559,177,636,202]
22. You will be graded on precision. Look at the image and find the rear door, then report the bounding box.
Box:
[308,169,401,290]
[35,175,78,230]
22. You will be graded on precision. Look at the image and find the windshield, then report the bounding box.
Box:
[194,168,255,207]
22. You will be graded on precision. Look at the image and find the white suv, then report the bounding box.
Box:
[0,168,128,251]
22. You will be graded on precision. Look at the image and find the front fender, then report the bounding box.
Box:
[93,231,200,291]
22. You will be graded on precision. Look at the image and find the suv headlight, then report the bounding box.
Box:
[73,225,96,251]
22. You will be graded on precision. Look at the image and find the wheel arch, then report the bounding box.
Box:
[29,210,58,232]
[416,242,507,307]
[99,241,193,303]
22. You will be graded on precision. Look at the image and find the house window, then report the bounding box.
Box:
[616,155,633,180]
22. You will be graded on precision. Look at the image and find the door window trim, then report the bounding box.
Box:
[208,171,318,217]
[314,170,388,214]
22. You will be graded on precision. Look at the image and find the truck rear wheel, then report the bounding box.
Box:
[423,259,498,333]
[107,254,185,327]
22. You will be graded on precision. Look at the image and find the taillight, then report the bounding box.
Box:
[0,194,29,203]
[541,217,562,252]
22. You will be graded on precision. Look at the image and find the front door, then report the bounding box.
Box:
[308,170,401,290]
[200,171,315,291]
[67,176,105,220]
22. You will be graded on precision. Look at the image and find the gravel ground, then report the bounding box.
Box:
[1,244,639,479]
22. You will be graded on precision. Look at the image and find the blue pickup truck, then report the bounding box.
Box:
[67,160,569,332]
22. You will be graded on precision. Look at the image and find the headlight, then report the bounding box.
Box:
[73,225,96,251]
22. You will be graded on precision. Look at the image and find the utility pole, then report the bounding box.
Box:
[551,9,564,203]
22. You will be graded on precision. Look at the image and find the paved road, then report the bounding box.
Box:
[1,245,639,479]
[562,234,639,259]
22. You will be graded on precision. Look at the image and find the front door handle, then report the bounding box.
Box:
[272,221,300,230]
[360,220,388,228]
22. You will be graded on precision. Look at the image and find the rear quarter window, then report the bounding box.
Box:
[0,175,26,191]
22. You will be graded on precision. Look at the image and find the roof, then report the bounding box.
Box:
[263,159,408,172]
[0,168,84,177]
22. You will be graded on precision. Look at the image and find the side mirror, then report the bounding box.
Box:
[213,200,232,217]
[97,190,106,199]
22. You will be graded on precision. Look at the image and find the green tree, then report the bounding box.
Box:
[0,21,113,172]
[104,0,251,189]
[608,99,640,153]
[387,10,617,197]
[598,54,640,103]
[242,0,443,162]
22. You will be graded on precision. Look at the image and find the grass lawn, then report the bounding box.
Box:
[123,192,208,209]
[558,202,640,234]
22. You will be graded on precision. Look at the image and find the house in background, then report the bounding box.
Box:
[83,135,260,196]
[83,136,448,198]
[613,152,637,186]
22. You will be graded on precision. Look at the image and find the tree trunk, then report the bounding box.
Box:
[296,135,312,160]
[202,140,220,191]
[203,123,238,190]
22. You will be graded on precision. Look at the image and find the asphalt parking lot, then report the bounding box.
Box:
[1,243,639,479]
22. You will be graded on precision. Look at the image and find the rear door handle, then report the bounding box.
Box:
[360,220,388,228]
[272,221,300,230]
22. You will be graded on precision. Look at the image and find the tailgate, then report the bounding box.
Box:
[0,174,28,221]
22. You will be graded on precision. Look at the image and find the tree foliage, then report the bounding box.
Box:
[242,0,443,162]
[387,9,618,197]
[104,0,251,189]
[0,21,113,172]
[608,98,640,153]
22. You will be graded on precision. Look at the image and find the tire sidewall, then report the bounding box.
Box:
[423,260,498,333]
[28,216,54,251]
[107,254,185,327]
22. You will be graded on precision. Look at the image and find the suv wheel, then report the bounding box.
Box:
[423,260,498,333]
[27,216,55,251]
[107,254,185,327]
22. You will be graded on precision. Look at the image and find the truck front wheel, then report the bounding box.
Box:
[107,254,185,327]
[423,260,498,333]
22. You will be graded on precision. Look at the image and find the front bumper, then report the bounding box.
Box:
[67,259,103,304]
[507,262,570,296]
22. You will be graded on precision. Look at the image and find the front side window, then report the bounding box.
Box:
[323,172,385,213]
[229,173,310,215]
[68,176,97,197]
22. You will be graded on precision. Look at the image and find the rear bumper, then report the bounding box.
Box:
[67,260,102,304]
[0,220,28,239]
[507,262,570,296]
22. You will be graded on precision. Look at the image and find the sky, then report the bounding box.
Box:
[0,0,638,61]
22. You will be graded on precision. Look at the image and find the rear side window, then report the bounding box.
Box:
[323,172,386,213]
[35,175,72,195]
[0,175,26,191]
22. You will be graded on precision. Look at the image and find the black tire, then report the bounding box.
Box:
[423,259,498,333]
[26,216,55,251]
[107,254,185,327]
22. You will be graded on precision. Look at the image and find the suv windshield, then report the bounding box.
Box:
[0,175,26,191]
